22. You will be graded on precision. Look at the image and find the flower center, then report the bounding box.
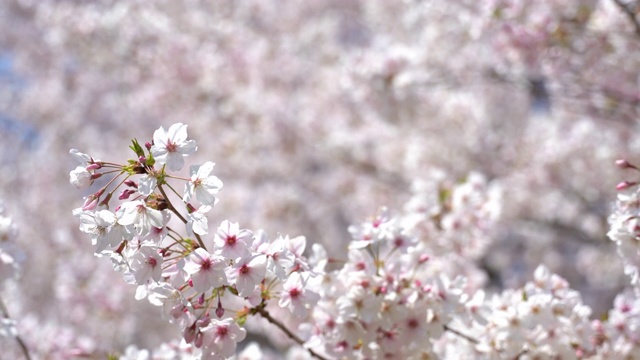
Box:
[216,325,228,337]
[239,264,250,274]
[166,140,177,153]
[201,258,212,270]
[289,288,301,298]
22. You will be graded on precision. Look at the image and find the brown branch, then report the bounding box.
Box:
[254,306,329,360]
[0,296,32,360]
[612,0,640,37]
[444,324,479,344]
[157,185,206,250]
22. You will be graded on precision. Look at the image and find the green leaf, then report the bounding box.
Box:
[130,139,145,157]
[146,151,156,167]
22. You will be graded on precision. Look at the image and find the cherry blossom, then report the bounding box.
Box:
[69,166,93,189]
[129,244,163,284]
[184,248,228,293]
[151,123,197,172]
[214,220,252,260]
[187,205,212,236]
[278,272,319,318]
[117,200,165,237]
[226,255,267,298]
[200,318,247,358]
[184,162,223,206]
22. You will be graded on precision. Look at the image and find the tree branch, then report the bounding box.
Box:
[0,296,31,360]
[254,306,329,360]
[157,184,206,250]
[612,0,640,37]
[444,324,479,344]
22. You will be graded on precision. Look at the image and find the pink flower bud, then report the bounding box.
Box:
[215,305,225,318]
[616,159,638,170]
[617,181,637,191]
[82,195,99,211]
[183,325,197,344]
[215,297,225,318]
[186,203,197,213]
[194,332,204,348]
[90,173,103,180]
[118,189,134,200]
[139,156,147,164]
[124,180,138,188]
[145,141,152,150]
[86,163,102,171]
[170,303,185,319]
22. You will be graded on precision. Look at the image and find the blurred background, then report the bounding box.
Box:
[0,0,639,357]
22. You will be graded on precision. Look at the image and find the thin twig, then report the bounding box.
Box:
[255,306,329,360]
[612,0,640,37]
[0,296,32,360]
[157,185,206,249]
[444,324,479,344]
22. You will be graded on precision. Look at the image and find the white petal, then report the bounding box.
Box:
[153,126,168,147]
[147,208,165,228]
[168,123,188,143]
[196,162,216,178]
[138,175,158,196]
[177,140,197,155]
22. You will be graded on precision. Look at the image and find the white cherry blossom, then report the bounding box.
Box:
[151,123,197,171]
[184,248,228,293]
[184,162,223,206]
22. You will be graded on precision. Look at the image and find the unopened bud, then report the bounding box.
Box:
[215,297,225,318]
[183,325,197,344]
[617,181,637,191]
[194,332,204,348]
[145,142,152,150]
[139,156,146,164]
[186,203,197,213]
[118,189,134,200]
[169,303,185,319]
[82,195,99,211]
[90,173,103,180]
[616,159,638,170]
[124,180,138,188]
[198,293,205,305]
[86,163,102,171]
[197,313,211,328]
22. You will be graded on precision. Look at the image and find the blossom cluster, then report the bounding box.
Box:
[71,124,328,358]
[71,123,500,358]
[68,123,640,359]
